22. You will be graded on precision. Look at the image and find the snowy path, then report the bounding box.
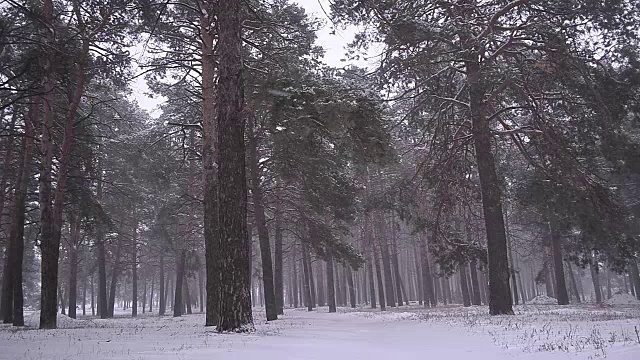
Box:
[1,305,639,359]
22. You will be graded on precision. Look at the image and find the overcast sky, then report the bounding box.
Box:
[132,0,368,116]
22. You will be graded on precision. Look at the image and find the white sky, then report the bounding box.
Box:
[131,0,372,116]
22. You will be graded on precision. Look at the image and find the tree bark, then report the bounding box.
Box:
[108,235,123,317]
[469,260,482,306]
[550,227,569,305]
[390,214,404,306]
[274,185,284,315]
[591,260,602,304]
[566,261,581,304]
[159,254,166,315]
[214,0,253,331]
[185,278,192,314]
[201,0,219,328]
[149,274,154,313]
[301,239,313,312]
[3,102,36,326]
[292,241,299,308]
[629,261,640,300]
[419,232,436,307]
[467,59,513,315]
[460,263,471,307]
[373,242,386,311]
[376,212,396,307]
[346,266,357,308]
[248,117,277,321]
[174,250,186,317]
[326,255,336,313]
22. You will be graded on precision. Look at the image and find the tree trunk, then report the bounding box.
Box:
[629,261,640,300]
[198,268,204,313]
[97,234,108,318]
[159,254,166,315]
[413,242,423,305]
[367,258,376,308]
[108,235,123,318]
[550,227,569,305]
[68,249,78,319]
[200,0,219,328]
[460,264,471,307]
[274,185,284,315]
[326,255,336,313]
[174,250,186,317]
[376,212,396,307]
[469,260,482,306]
[591,261,602,304]
[3,103,36,326]
[346,267,356,308]
[390,214,404,306]
[566,261,581,304]
[467,59,513,315]
[373,242,386,311]
[142,277,147,314]
[248,118,277,321]
[419,232,436,307]
[149,274,154,313]
[132,258,138,317]
[301,239,313,312]
[214,0,253,331]
[185,279,192,315]
[292,241,299,308]
[91,273,95,316]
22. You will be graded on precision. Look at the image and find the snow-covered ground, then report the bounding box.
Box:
[1,303,638,359]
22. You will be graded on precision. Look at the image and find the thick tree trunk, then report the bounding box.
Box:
[198,268,204,313]
[174,250,186,317]
[97,235,108,319]
[108,235,123,318]
[591,261,602,304]
[390,215,404,306]
[346,267,356,308]
[3,103,36,326]
[629,261,640,300]
[149,274,154,313]
[90,273,95,316]
[274,185,284,315]
[292,242,299,308]
[185,279,192,314]
[373,242,386,311]
[376,212,396,307]
[566,261,581,304]
[142,277,147,314]
[82,274,87,316]
[550,228,569,305]
[413,242,423,305]
[201,1,219,328]
[459,263,471,307]
[248,119,277,321]
[419,232,436,307]
[301,240,313,312]
[469,260,482,306]
[68,249,78,319]
[467,60,513,315]
[159,254,166,315]
[37,0,57,329]
[326,255,336,313]
[367,258,376,308]
[132,257,138,317]
[214,0,253,331]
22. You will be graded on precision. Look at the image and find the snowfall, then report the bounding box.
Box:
[1,297,639,359]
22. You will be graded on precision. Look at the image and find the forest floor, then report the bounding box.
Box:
[0,303,638,359]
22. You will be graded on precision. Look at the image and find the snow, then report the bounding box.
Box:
[604,293,640,306]
[529,295,558,305]
[24,311,84,329]
[1,304,639,359]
